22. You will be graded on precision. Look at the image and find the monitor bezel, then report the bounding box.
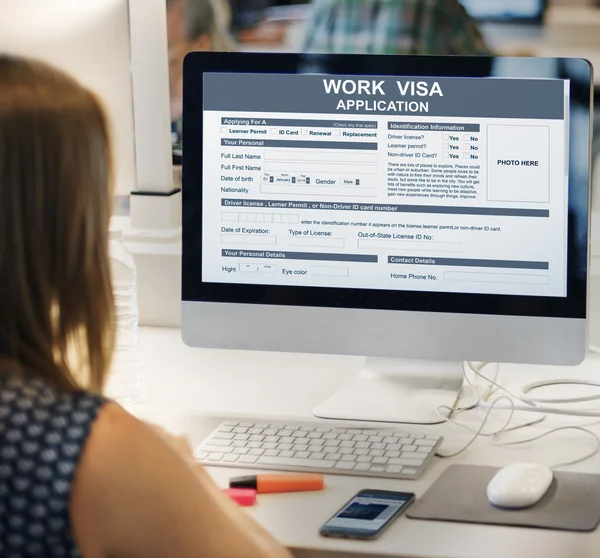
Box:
[182,52,592,321]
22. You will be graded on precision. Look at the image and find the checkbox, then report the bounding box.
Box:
[443,134,449,141]
[301,129,308,135]
[463,153,471,159]
[273,214,282,223]
[443,143,449,150]
[271,128,278,135]
[464,134,472,141]
[221,126,227,133]
[464,143,471,150]
[335,130,341,136]
[443,153,450,159]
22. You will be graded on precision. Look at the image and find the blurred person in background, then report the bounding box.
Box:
[227,0,287,44]
[167,0,235,148]
[0,54,292,558]
[301,0,491,55]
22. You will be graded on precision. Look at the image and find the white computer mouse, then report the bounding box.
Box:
[486,462,554,509]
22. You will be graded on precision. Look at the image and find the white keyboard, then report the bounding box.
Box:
[194,420,442,480]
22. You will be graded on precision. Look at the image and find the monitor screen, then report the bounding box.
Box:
[183,53,591,326]
[201,73,566,299]
[458,0,546,22]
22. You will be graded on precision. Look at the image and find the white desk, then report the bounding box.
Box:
[131,326,600,558]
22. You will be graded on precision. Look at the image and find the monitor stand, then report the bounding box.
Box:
[313,358,464,425]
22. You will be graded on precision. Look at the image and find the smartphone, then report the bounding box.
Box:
[319,489,415,540]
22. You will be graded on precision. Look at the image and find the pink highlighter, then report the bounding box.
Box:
[222,488,257,507]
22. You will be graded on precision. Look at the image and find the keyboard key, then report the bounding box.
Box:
[367,436,383,443]
[355,442,370,449]
[418,446,430,453]
[386,444,401,451]
[354,463,370,471]
[322,433,338,440]
[213,432,235,440]
[263,429,278,436]
[340,441,355,448]
[383,437,398,444]
[385,451,400,458]
[403,445,418,453]
[370,450,384,457]
[264,449,279,457]
[235,434,250,441]
[426,435,440,441]
[324,440,340,447]
[403,467,419,476]
[310,452,326,460]
[238,455,258,464]
[335,462,355,470]
[415,439,437,447]
[207,453,224,461]
[399,438,413,445]
[386,465,403,474]
[308,439,325,447]
[341,454,356,462]
[307,432,322,439]
[208,438,231,447]
[294,445,309,452]
[203,445,234,454]
[278,443,292,451]
[337,434,353,441]
[233,427,248,434]
[234,448,249,455]
[370,465,386,472]
[239,422,253,427]
[195,451,208,460]
[372,457,388,465]
[264,435,279,442]
[354,448,369,456]
[249,449,264,456]
[249,435,265,442]
[356,456,372,463]
[223,454,239,463]
[371,443,385,450]
[401,452,425,461]
[280,437,295,444]
[325,453,342,461]
[232,441,247,448]
[257,456,336,469]
[296,451,310,458]
[263,442,277,450]
[248,428,263,434]
[278,430,293,437]
[338,448,354,455]
[292,431,307,438]
[353,435,368,442]
[279,451,295,458]
[248,442,262,449]
[389,458,423,467]
[222,421,238,427]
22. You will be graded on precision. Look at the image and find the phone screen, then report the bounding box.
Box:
[321,490,414,538]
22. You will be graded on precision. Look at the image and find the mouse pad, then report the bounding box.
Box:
[407,465,600,532]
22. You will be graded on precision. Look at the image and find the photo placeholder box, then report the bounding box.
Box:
[487,125,550,203]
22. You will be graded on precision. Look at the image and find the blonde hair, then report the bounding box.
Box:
[0,56,114,393]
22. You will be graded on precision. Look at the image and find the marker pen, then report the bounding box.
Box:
[222,488,257,506]
[229,473,324,494]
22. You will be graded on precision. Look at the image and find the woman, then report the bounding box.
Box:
[0,55,291,558]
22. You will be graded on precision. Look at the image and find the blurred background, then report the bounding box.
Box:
[165,0,600,206]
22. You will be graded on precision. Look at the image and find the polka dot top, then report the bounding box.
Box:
[0,373,106,557]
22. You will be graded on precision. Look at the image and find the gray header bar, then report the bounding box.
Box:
[221,199,549,218]
[388,122,480,132]
[205,74,565,120]
[221,117,378,129]
[221,139,377,150]
[222,249,377,263]
[388,256,549,270]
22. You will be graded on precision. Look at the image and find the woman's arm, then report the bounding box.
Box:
[70,403,293,558]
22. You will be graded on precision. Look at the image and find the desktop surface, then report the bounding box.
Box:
[133,326,600,558]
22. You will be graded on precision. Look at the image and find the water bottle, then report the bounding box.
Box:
[105,226,141,403]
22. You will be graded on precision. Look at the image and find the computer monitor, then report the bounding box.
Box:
[458,0,548,23]
[181,53,593,424]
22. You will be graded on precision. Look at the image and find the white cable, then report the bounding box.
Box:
[493,426,600,469]
[436,362,600,467]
